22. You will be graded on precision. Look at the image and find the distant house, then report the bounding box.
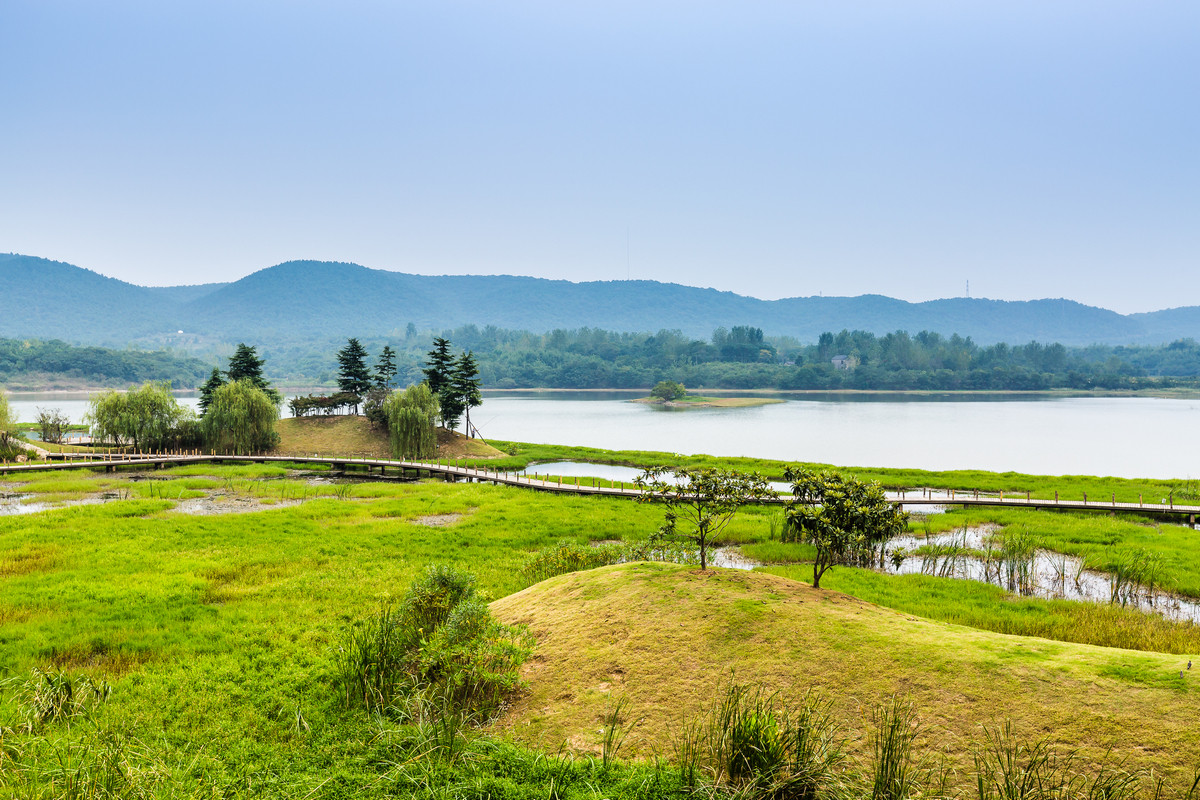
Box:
[831,354,852,370]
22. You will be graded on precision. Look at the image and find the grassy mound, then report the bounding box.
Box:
[274,415,503,459]
[491,562,1200,778]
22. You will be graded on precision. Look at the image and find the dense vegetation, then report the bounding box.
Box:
[0,336,210,389]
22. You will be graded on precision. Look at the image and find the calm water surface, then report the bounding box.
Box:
[11,390,1199,479]
[475,391,1200,479]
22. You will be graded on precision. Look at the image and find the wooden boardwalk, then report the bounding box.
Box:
[3,451,1199,522]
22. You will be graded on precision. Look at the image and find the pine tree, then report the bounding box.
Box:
[336,337,373,413]
[374,345,398,389]
[225,343,281,406]
[198,367,226,416]
[423,337,455,395]
[451,350,483,437]
[227,343,267,386]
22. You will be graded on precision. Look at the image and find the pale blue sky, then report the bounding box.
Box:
[2,1,1197,313]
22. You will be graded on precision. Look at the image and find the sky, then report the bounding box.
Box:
[2,1,1197,313]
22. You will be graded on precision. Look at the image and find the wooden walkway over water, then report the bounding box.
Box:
[2,451,1198,522]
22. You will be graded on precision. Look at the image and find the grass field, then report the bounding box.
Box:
[4,442,1200,797]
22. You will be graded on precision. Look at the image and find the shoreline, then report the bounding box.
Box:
[8,386,1200,400]
[631,396,784,408]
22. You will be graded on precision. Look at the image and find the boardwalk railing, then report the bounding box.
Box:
[3,451,1199,522]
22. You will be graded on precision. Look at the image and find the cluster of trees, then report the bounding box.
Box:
[86,382,200,452]
[422,338,481,434]
[636,465,907,584]
[85,344,282,455]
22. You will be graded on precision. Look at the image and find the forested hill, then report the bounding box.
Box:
[0,338,212,390]
[2,253,1197,349]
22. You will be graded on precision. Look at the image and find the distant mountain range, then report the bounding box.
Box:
[3,253,1198,350]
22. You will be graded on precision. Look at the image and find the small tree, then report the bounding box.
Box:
[36,407,70,445]
[375,345,398,389]
[650,380,686,401]
[452,350,483,436]
[423,337,455,396]
[198,368,225,416]
[201,380,280,455]
[783,467,908,588]
[336,337,373,412]
[383,383,439,459]
[635,466,776,570]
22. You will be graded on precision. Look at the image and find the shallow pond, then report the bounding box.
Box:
[883,526,1200,625]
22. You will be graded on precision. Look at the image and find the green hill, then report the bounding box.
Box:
[491,562,1200,777]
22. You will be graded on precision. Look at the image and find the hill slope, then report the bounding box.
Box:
[491,563,1199,775]
[4,253,1198,348]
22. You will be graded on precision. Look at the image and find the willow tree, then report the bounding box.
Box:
[201,379,280,455]
[0,388,14,447]
[383,382,439,459]
[85,382,194,452]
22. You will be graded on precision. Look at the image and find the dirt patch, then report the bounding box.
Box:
[412,513,463,527]
[172,496,302,515]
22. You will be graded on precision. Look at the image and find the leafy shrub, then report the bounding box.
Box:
[335,565,532,720]
[650,380,686,401]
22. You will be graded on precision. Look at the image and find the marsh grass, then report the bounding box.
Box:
[766,566,1200,654]
[10,668,111,732]
[672,677,848,799]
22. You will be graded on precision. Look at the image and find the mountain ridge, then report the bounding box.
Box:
[1,253,1194,350]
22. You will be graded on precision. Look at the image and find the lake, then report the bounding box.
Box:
[475,391,1200,479]
[9,389,1199,479]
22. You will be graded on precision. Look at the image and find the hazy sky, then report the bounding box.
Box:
[3,2,1197,313]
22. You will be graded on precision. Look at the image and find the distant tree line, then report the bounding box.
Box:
[354,324,1200,392]
[0,337,209,388]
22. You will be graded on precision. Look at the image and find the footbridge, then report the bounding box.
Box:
[3,451,1198,523]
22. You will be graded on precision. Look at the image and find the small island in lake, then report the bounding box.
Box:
[632,380,784,408]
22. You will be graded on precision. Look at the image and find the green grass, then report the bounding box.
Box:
[5,454,1200,796]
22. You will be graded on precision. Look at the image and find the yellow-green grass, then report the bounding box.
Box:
[4,460,1200,794]
[0,474,674,794]
[491,562,1200,781]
